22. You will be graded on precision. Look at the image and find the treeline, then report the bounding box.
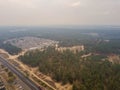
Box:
[92,39,120,54]
[19,47,120,90]
[0,42,22,55]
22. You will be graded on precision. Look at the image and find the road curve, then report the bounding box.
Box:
[0,56,41,90]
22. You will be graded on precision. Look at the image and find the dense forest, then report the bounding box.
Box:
[0,42,22,55]
[0,27,120,89]
[19,47,120,90]
[91,39,120,54]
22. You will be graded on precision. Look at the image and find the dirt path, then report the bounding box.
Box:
[0,48,72,90]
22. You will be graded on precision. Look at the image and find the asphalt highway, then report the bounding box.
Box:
[0,56,41,90]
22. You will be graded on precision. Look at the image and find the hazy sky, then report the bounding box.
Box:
[0,0,120,26]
